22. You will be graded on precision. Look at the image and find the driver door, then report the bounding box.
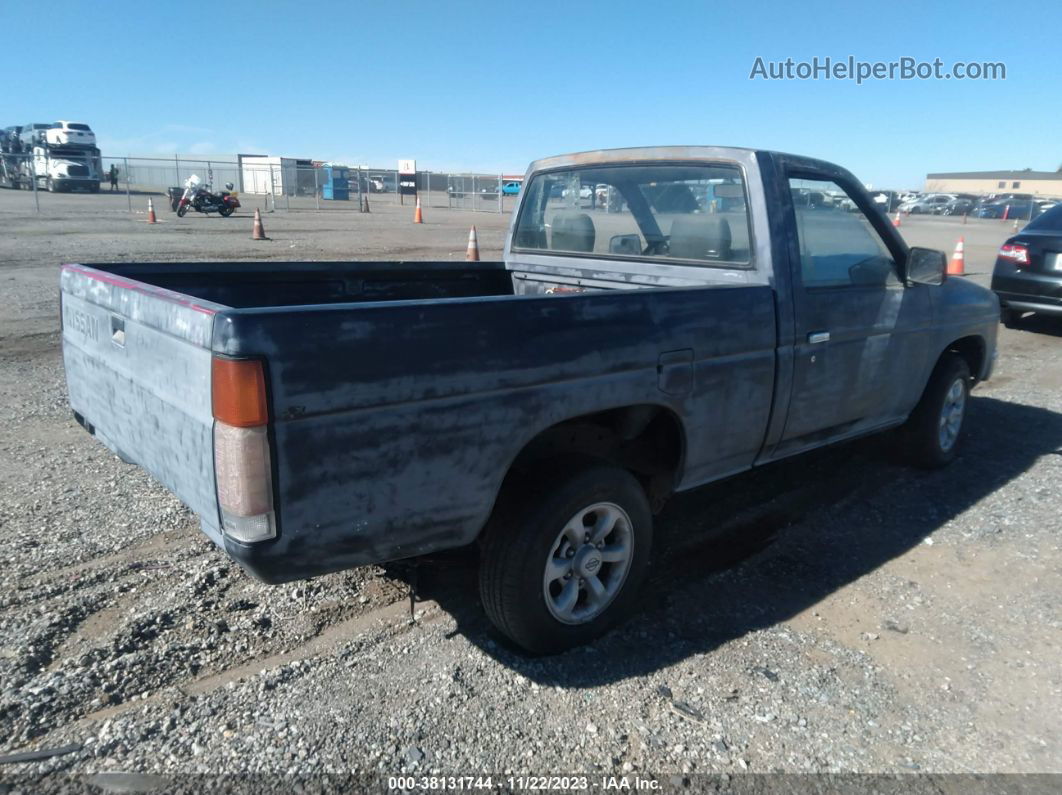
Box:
[774,173,931,456]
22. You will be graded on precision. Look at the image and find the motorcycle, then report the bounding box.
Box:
[176,174,240,217]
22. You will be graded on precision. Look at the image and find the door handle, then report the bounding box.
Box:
[807,331,830,344]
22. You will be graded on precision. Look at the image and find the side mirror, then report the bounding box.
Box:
[907,247,946,286]
[609,234,641,255]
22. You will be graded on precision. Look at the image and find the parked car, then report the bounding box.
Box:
[561,185,593,200]
[501,181,522,195]
[19,122,52,147]
[61,146,998,654]
[976,200,1038,220]
[870,190,900,213]
[790,188,830,208]
[991,203,1062,326]
[900,194,956,214]
[45,121,96,147]
[941,197,977,216]
[1,125,23,153]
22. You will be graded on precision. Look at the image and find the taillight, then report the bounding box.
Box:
[212,357,275,543]
[999,243,1030,267]
[212,358,268,426]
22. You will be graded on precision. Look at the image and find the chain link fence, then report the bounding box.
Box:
[0,152,520,215]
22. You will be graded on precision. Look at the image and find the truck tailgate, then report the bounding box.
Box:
[60,264,225,542]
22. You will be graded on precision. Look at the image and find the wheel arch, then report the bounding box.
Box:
[942,334,986,383]
[492,404,688,519]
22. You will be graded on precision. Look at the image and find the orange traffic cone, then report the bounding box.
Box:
[947,237,965,276]
[413,196,423,224]
[892,211,901,228]
[466,226,480,261]
[147,198,157,224]
[252,208,268,240]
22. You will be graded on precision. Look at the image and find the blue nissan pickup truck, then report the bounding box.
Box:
[61,147,999,653]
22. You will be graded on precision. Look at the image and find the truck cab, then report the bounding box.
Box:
[32,145,102,192]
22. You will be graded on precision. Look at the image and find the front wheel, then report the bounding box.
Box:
[1001,307,1023,328]
[899,353,971,469]
[478,459,652,654]
[176,204,188,217]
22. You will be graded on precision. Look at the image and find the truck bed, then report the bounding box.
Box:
[61,259,777,582]
[87,260,516,309]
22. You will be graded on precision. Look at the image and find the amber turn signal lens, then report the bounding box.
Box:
[212,357,268,427]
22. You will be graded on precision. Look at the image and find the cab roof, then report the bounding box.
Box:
[524,145,855,185]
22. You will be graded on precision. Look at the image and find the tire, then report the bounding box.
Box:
[218,205,234,217]
[176,205,187,218]
[899,353,971,469]
[478,458,652,654]
[1001,307,1022,328]
[47,178,56,193]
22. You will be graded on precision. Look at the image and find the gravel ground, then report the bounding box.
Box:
[0,192,1060,790]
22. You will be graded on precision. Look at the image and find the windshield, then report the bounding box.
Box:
[67,123,91,131]
[513,163,751,264]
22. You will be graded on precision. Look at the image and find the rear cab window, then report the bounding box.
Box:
[512,163,752,266]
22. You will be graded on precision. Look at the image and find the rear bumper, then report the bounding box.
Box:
[999,298,1062,317]
[219,527,422,585]
[991,264,1062,314]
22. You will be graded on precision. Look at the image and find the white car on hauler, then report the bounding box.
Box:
[45,121,96,147]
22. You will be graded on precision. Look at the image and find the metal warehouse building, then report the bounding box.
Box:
[924,170,1062,197]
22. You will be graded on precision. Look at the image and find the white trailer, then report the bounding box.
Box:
[240,156,300,196]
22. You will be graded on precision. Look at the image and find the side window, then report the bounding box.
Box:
[788,177,898,289]
[513,163,752,265]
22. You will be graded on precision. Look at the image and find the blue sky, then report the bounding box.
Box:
[4,0,1056,187]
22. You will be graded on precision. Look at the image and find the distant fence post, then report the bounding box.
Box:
[30,156,39,214]
[124,157,131,213]
[314,166,320,211]
[498,174,503,213]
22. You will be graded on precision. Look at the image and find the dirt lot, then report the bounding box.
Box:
[0,191,1060,789]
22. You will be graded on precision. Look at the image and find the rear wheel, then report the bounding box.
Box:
[218,205,234,217]
[478,459,652,654]
[47,178,56,193]
[899,353,971,469]
[1001,307,1023,328]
